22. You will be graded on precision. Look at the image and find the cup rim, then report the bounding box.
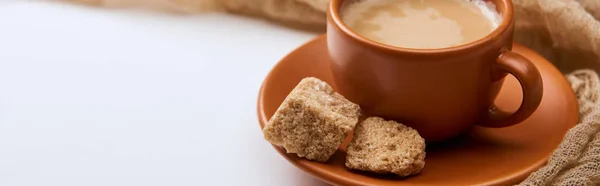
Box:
[328,0,514,54]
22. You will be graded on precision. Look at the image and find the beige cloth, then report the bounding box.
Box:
[63,0,600,185]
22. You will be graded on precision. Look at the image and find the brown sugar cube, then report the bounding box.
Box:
[346,117,426,177]
[263,77,361,162]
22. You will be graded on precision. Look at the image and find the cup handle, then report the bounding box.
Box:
[478,51,543,128]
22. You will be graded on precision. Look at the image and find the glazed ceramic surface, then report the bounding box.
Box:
[327,0,543,141]
[257,35,578,186]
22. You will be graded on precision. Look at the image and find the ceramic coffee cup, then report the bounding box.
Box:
[326,0,543,142]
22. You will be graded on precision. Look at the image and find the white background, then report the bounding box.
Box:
[0,1,327,185]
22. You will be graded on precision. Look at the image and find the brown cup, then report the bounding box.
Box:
[326,0,543,142]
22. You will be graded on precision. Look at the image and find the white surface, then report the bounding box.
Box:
[0,1,327,186]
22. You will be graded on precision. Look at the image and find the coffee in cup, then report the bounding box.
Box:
[327,0,543,142]
[340,0,503,49]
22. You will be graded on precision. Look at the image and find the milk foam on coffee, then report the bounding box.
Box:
[340,0,502,49]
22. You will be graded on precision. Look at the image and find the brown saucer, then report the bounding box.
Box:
[257,35,578,186]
